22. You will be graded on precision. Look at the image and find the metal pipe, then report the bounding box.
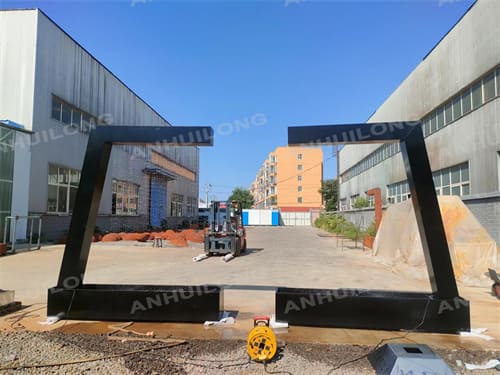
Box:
[37,217,42,249]
[12,217,17,253]
[28,217,34,251]
[3,216,7,245]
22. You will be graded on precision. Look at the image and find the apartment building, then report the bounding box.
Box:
[250,146,323,210]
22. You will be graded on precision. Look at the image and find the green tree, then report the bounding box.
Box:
[319,179,338,212]
[353,197,370,209]
[228,187,254,209]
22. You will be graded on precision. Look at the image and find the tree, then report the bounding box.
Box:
[319,179,338,212]
[353,196,370,209]
[228,187,254,209]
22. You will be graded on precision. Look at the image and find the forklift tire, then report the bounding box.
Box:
[231,238,241,257]
[204,237,211,255]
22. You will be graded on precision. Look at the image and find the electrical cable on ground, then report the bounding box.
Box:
[6,305,46,329]
[264,361,294,375]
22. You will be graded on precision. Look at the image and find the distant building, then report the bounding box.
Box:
[250,146,323,210]
[0,9,199,241]
[337,1,500,243]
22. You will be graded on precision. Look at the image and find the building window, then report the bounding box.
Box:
[297,153,302,160]
[51,96,97,134]
[387,163,470,205]
[339,198,347,211]
[452,96,462,121]
[342,65,500,183]
[171,193,184,216]
[0,126,15,236]
[471,82,482,110]
[483,72,495,102]
[433,162,470,196]
[436,107,445,130]
[298,175,302,181]
[298,186,302,192]
[270,155,276,163]
[298,164,303,171]
[387,181,410,204]
[444,103,452,125]
[297,197,302,204]
[48,164,81,214]
[497,67,500,96]
[367,194,375,207]
[186,197,197,217]
[349,194,359,209]
[112,179,138,215]
[461,89,472,114]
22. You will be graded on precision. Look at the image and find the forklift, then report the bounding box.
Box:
[204,200,247,257]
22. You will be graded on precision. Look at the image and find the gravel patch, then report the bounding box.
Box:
[0,331,498,374]
[0,331,132,374]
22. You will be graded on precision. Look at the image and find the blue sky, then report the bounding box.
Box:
[1,0,474,200]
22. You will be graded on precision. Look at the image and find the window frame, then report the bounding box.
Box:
[47,164,81,214]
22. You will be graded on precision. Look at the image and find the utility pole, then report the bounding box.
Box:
[204,183,212,208]
[336,144,340,213]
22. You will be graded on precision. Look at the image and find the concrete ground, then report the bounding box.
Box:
[0,226,499,352]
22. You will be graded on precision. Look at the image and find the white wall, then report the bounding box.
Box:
[10,131,31,240]
[0,10,37,129]
[24,9,199,215]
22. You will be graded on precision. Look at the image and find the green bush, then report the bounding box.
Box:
[315,214,377,241]
[365,222,377,237]
[353,197,370,209]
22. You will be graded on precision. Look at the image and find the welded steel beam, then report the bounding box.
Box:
[288,121,458,298]
[282,121,469,333]
[57,126,213,287]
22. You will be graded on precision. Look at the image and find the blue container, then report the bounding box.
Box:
[242,211,249,226]
[272,211,280,226]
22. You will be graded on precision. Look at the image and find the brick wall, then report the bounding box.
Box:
[462,193,500,245]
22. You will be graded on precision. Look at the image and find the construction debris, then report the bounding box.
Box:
[97,229,205,247]
[465,359,500,370]
[193,254,209,262]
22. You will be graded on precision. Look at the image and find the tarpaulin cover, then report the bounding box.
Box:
[373,196,498,286]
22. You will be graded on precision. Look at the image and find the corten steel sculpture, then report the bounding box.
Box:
[276,122,470,333]
[47,125,222,323]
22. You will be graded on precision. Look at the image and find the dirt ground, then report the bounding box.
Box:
[1,226,499,373]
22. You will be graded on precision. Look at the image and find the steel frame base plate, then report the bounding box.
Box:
[47,284,222,322]
[276,288,470,334]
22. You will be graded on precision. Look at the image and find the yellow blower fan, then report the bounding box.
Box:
[247,316,277,362]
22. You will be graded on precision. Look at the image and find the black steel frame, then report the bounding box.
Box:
[277,122,470,333]
[47,126,222,322]
[48,122,469,333]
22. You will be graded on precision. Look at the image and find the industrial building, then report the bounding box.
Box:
[0,9,199,241]
[338,0,500,243]
[250,146,323,211]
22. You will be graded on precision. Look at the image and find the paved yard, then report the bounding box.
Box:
[0,226,498,351]
[0,226,430,304]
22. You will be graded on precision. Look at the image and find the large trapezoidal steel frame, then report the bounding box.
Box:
[48,122,470,333]
[47,126,222,323]
[276,122,470,333]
